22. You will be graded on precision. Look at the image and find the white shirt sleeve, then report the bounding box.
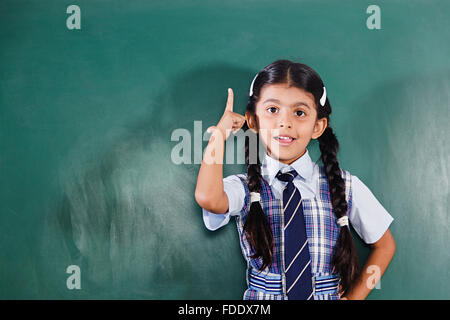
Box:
[348,175,394,244]
[202,174,246,231]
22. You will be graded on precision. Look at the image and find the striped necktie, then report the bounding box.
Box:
[276,169,314,300]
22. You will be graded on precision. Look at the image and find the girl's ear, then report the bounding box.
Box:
[245,111,258,133]
[312,117,328,139]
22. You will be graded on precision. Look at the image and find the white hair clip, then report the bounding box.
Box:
[249,73,259,96]
[337,216,349,227]
[249,192,261,203]
[320,86,327,106]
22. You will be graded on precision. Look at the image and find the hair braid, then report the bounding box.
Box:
[242,129,273,271]
[318,126,361,296]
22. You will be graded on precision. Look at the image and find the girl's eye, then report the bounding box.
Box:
[267,106,278,113]
[295,110,305,117]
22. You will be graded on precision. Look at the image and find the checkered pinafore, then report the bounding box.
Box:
[234,165,353,300]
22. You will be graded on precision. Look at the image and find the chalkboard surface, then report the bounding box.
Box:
[0,0,449,299]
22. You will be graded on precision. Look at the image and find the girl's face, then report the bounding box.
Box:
[246,83,328,165]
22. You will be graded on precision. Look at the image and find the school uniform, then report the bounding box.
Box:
[202,148,394,300]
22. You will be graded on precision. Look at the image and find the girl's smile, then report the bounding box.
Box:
[274,134,296,146]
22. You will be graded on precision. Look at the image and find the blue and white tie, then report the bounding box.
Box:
[276,169,314,300]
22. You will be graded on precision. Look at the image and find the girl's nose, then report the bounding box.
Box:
[279,112,292,128]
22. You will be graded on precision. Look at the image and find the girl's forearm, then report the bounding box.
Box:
[344,231,396,300]
[194,128,228,213]
[195,88,245,213]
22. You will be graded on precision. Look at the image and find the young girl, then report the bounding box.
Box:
[195,60,396,300]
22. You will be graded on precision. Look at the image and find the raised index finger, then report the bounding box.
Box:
[225,88,234,112]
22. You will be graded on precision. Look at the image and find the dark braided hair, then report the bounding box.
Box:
[242,59,360,295]
[241,130,273,271]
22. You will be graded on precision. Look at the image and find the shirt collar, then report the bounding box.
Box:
[261,148,314,185]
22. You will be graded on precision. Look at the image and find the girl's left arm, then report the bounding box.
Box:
[342,229,396,300]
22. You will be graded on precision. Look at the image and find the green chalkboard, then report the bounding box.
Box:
[0,0,449,299]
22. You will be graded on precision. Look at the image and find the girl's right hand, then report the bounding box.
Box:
[207,88,246,141]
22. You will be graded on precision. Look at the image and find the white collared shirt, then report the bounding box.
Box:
[202,148,394,244]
